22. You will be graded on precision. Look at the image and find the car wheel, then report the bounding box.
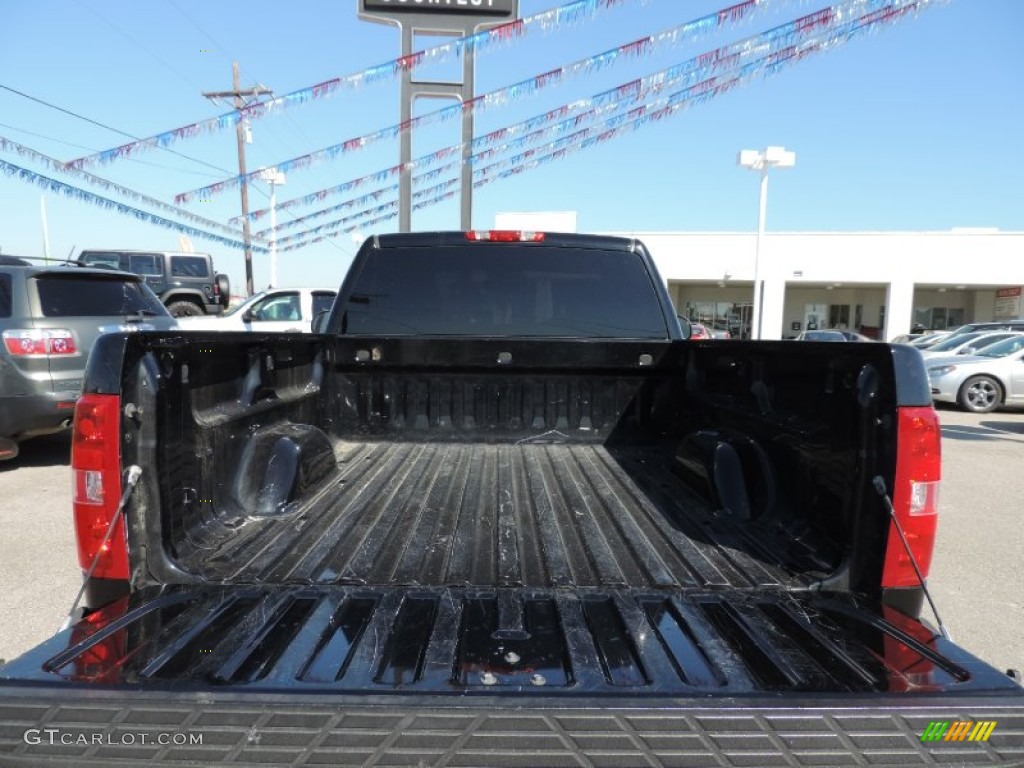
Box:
[957,375,1002,413]
[167,300,203,318]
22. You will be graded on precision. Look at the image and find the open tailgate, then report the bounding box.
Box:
[1,585,1022,766]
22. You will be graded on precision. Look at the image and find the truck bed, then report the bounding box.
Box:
[180,442,825,590]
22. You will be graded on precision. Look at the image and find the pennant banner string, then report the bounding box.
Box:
[0,136,257,242]
[254,175,461,237]
[274,178,466,248]
[271,177,462,246]
[270,0,935,250]
[177,0,769,204]
[245,0,892,227]
[0,159,266,252]
[254,184,399,236]
[239,158,462,224]
[67,0,646,170]
[278,210,398,253]
[275,201,398,247]
[471,1,935,188]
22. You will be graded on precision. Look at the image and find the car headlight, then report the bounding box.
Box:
[928,365,957,377]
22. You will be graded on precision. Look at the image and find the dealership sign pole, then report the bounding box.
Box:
[358,0,519,232]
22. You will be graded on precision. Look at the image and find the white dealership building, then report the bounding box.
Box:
[496,213,1024,340]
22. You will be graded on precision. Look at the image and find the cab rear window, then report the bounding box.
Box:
[34,275,166,317]
[343,245,667,338]
[0,274,11,318]
[312,292,336,317]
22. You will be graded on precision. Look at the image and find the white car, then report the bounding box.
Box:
[176,288,336,333]
[919,330,1024,358]
[926,335,1024,413]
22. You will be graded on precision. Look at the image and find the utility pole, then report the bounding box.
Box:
[203,62,271,296]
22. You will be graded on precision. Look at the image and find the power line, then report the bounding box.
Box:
[167,0,234,67]
[0,83,137,141]
[0,95,320,220]
[0,122,222,178]
[255,0,939,248]
[0,158,263,253]
[165,0,353,258]
[176,0,771,203]
[0,135,256,241]
[68,0,653,168]
[0,83,348,262]
[0,82,232,176]
[77,0,209,93]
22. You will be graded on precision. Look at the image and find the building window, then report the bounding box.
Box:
[914,307,964,330]
[828,305,850,329]
[684,301,749,338]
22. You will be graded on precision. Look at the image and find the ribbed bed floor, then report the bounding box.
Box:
[187,442,823,589]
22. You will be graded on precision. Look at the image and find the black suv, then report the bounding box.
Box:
[77,250,230,317]
[0,256,176,460]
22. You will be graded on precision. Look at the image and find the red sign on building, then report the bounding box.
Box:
[994,286,1022,318]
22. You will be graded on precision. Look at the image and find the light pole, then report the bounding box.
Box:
[259,168,286,288]
[738,146,795,340]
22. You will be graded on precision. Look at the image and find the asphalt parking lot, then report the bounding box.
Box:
[927,404,1024,676]
[1,407,1022,677]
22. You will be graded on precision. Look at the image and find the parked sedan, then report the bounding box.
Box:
[892,331,946,346]
[688,322,713,340]
[926,335,1024,413]
[907,332,951,348]
[919,330,1023,359]
[794,330,846,342]
[794,329,871,342]
[176,288,336,333]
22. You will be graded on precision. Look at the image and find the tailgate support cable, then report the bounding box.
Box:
[64,465,143,626]
[872,475,951,640]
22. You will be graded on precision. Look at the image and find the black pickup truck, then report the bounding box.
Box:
[1,231,1021,766]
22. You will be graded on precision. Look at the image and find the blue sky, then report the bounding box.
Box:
[1,0,1021,290]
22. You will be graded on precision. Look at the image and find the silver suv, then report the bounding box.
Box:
[0,257,176,460]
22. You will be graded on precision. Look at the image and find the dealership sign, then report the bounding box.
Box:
[357,0,519,232]
[994,286,1022,318]
[360,0,517,17]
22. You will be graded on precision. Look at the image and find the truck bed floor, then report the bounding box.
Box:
[187,442,823,589]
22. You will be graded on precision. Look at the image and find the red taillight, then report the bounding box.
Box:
[465,230,545,242]
[69,598,130,682]
[879,605,944,690]
[72,394,129,580]
[2,329,78,356]
[881,406,942,588]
